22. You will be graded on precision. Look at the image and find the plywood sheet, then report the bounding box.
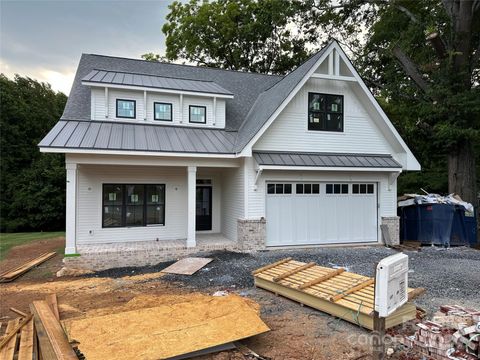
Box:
[161,257,213,275]
[63,294,269,360]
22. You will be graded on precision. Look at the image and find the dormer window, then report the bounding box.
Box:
[154,102,172,121]
[308,93,343,132]
[116,99,136,119]
[189,105,206,124]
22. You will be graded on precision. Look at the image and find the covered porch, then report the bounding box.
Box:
[64,153,244,264]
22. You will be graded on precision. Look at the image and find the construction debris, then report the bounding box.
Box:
[398,305,480,359]
[63,294,270,360]
[398,193,474,212]
[253,258,423,330]
[161,257,213,275]
[0,251,56,282]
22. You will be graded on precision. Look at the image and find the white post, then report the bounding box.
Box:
[143,90,147,121]
[328,52,334,75]
[104,87,109,118]
[179,94,184,123]
[187,166,197,247]
[65,163,78,254]
[213,97,217,125]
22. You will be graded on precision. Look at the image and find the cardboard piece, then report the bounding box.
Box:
[161,257,213,275]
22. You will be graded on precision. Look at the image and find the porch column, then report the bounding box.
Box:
[187,166,197,247]
[65,163,78,254]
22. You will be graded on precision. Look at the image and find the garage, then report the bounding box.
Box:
[266,182,378,246]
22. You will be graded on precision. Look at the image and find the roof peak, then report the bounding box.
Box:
[82,53,285,78]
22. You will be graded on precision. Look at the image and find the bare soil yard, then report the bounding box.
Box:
[1,238,478,360]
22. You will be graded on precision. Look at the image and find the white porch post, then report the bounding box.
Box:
[65,163,78,254]
[187,166,197,247]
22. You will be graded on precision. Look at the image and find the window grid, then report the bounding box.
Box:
[326,183,349,194]
[154,102,173,121]
[308,93,344,132]
[116,99,136,119]
[296,183,321,194]
[352,183,375,194]
[189,105,207,124]
[267,183,292,195]
[103,184,165,228]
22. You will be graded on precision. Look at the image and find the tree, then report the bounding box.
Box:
[0,74,67,232]
[155,0,311,74]
[302,0,480,204]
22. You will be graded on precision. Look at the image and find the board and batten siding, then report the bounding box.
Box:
[253,78,395,154]
[76,165,188,245]
[244,160,397,220]
[220,164,245,241]
[90,88,226,128]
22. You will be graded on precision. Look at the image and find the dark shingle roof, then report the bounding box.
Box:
[253,151,402,168]
[39,120,236,154]
[63,54,282,131]
[82,70,234,96]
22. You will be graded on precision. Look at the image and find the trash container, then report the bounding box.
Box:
[451,207,477,246]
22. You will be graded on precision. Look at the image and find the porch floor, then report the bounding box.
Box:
[76,233,237,255]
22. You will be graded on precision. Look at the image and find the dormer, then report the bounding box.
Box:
[82,70,233,129]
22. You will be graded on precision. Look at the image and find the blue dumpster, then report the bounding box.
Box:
[399,203,476,246]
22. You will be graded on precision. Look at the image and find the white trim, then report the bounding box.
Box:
[258,165,402,172]
[143,90,147,121]
[328,52,334,75]
[104,87,109,118]
[213,97,217,126]
[187,166,197,247]
[40,147,239,158]
[65,163,78,254]
[179,94,183,123]
[83,82,234,99]
[310,73,356,82]
[334,49,340,76]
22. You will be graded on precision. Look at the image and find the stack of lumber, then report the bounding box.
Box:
[0,252,56,282]
[0,294,78,360]
[252,258,422,330]
[398,305,480,359]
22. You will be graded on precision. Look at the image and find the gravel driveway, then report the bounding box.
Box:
[91,245,480,314]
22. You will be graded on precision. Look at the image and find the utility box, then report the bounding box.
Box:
[374,253,409,318]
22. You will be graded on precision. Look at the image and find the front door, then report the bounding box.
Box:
[196,186,212,231]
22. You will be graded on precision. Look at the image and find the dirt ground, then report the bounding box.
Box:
[1,238,477,360]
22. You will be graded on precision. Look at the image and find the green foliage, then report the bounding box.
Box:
[159,0,311,74]
[0,231,64,260]
[0,74,67,232]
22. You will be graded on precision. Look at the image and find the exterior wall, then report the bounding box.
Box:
[76,164,188,245]
[237,219,266,251]
[253,78,396,155]
[221,163,245,241]
[91,88,226,128]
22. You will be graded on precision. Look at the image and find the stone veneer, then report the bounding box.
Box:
[381,216,400,245]
[64,238,238,271]
[237,218,266,251]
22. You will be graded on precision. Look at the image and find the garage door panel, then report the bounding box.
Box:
[266,182,377,246]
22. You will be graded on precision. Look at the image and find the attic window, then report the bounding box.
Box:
[189,105,206,124]
[308,93,343,132]
[116,99,136,119]
[154,102,172,121]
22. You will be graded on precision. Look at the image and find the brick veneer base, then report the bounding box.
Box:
[237,218,266,251]
[381,216,400,245]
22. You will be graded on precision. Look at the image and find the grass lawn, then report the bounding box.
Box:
[0,231,65,260]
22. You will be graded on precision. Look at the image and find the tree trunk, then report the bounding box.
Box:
[448,141,477,206]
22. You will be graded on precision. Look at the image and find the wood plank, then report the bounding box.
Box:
[0,319,20,360]
[330,279,375,302]
[407,287,426,301]
[0,252,56,282]
[10,307,28,318]
[45,294,60,321]
[31,305,56,360]
[161,257,213,275]
[252,258,292,275]
[30,301,77,360]
[18,318,34,360]
[273,262,316,282]
[0,315,33,349]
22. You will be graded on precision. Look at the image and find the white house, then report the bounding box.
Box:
[39,41,420,270]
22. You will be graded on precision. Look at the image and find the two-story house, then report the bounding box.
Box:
[39,41,420,271]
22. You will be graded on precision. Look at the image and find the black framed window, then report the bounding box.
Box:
[308,93,343,131]
[352,183,375,194]
[295,183,320,194]
[116,99,136,119]
[267,183,292,195]
[154,102,172,121]
[102,184,165,227]
[189,105,207,124]
[326,183,349,194]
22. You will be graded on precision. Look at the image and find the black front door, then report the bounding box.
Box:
[196,186,212,231]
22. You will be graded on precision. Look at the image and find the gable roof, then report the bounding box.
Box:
[63,53,282,131]
[234,46,329,151]
[82,69,234,96]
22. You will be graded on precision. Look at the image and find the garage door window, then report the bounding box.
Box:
[267,183,292,194]
[352,184,375,194]
[326,183,349,194]
[296,183,320,194]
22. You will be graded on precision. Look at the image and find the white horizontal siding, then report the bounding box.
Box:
[90,88,226,128]
[76,165,187,244]
[253,78,394,154]
[221,164,244,241]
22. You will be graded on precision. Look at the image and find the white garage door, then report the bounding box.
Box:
[266,182,378,246]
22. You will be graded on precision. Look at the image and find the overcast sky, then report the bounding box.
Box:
[1,0,174,94]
